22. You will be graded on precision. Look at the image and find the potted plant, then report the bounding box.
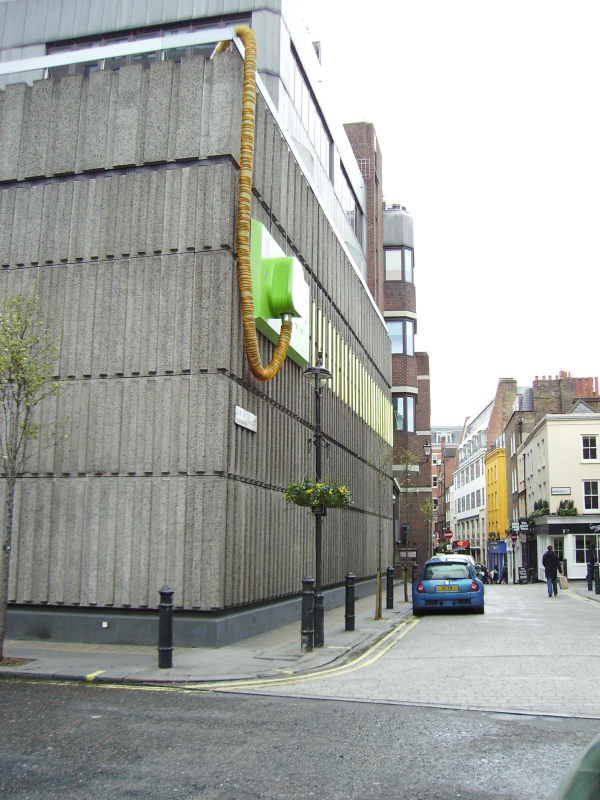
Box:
[284,478,351,510]
[558,499,578,516]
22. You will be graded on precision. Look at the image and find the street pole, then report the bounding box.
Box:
[512,541,516,585]
[313,374,325,646]
[304,352,332,648]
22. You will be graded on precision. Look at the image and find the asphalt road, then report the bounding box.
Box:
[242,584,600,718]
[0,680,597,800]
[2,584,600,799]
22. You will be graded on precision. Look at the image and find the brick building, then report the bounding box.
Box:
[345,124,432,570]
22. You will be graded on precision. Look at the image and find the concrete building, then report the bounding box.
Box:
[0,1,396,646]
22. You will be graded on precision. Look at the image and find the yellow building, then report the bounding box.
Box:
[485,447,508,539]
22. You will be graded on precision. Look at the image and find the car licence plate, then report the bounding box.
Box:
[435,585,459,592]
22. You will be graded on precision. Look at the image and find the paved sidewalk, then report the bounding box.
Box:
[0,586,414,685]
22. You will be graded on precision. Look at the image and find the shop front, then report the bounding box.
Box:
[487,540,507,580]
[533,517,600,581]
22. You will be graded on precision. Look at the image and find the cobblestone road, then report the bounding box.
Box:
[243,583,600,718]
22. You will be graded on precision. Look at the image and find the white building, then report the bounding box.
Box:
[519,400,600,581]
[450,400,492,561]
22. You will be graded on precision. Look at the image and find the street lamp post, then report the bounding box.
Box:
[304,352,332,648]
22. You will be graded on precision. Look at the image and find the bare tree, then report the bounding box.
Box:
[0,293,63,661]
[420,498,434,562]
[396,447,421,602]
[370,439,393,620]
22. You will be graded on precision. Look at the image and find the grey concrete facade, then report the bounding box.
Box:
[0,47,393,642]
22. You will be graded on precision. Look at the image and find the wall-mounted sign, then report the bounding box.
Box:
[551,487,571,495]
[234,406,257,433]
[250,219,310,367]
[520,521,529,532]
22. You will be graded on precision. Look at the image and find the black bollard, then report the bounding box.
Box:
[563,559,568,579]
[345,572,355,631]
[588,563,594,591]
[595,564,600,595]
[158,586,174,669]
[411,563,419,584]
[301,576,315,652]
[386,566,394,609]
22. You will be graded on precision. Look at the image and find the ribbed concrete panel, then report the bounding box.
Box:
[175,56,205,161]
[19,79,53,179]
[0,188,16,265]
[124,259,144,375]
[39,182,57,264]
[69,180,88,265]
[252,93,267,201]
[78,70,112,172]
[113,64,143,167]
[143,60,173,164]
[114,479,135,606]
[206,51,243,164]
[49,74,83,176]
[117,174,134,257]
[174,252,194,374]
[10,187,27,266]
[108,258,128,376]
[182,477,202,607]
[55,181,73,263]
[24,183,43,265]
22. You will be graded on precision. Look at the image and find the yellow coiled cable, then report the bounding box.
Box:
[213,25,292,382]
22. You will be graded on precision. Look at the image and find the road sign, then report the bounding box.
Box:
[511,532,518,543]
[511,522,519,532]
[444,530,453,541]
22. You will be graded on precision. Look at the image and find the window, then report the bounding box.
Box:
[575,535,599,563]
[432,476,438,488]
[583,435,598,461]
[384,247,414,282]
[392,395,415,432]
[584,481,599,510]
[386,319,414,355]
[553,538,564,561]
[290,46,333,179]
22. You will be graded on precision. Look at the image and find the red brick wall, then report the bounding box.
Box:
[344,122,385,313]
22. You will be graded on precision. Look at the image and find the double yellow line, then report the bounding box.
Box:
[185,615,420,693]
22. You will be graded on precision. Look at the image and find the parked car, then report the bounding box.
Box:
[432,553,477,569]
[412,557,485,615]
[550,728,600,799]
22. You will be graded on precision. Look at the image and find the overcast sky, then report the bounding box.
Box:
[301,0,599,426]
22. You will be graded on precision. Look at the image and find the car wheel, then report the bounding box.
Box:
[474,606,485,614]
[413,609,425,617]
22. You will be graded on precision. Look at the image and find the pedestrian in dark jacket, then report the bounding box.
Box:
[542,545,562,597]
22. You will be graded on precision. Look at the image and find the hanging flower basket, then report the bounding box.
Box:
[284,478,351,510]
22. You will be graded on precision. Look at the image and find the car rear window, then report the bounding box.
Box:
[423,563,470,581]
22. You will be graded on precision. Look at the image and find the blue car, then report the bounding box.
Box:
[412,557,485,615]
